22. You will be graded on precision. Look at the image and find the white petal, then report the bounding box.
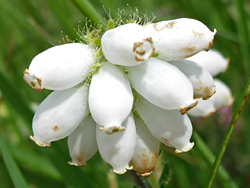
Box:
[127,58,197,114]
[130,117,160,176]
[89,62,133,134]
[213,79,233,109]
[188,79,233,117]
[96,114,137,174]
[31,83,89,147]
[171,60,215,99]
[187,49,229,76]
[144,18,216,61]
[135,95,194,153]
[188,98,216,117]
[24,43,97,91]
[68,116,98,167]
[101,23,154,66]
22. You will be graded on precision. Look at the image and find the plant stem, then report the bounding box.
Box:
[207,77,250,188]
[71,0,105,25]
[148,173,160,188]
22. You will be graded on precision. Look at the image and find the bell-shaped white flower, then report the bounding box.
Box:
[96,113,137,174]
[130,117,160,176]
[188,98,216,117]
[187,49,229,76]
[144,18,216,61]
[135,94,194,153]
[24,43,97,91]
[171,60,215,99]
[101,23,155,66]
[31,83,89,147]
[68,116,98,167]
[127,58,197,114]
[213,79,233,109]
[89,62,133,134]
[188,79,233,117]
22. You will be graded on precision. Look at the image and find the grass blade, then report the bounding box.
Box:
[71,0,106,24]
[0,132,27,188]
[207,77,250,188]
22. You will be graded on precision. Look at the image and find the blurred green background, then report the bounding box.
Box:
[0,0,250,187]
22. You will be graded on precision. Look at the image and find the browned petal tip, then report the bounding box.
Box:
[202,87,216,100]
[68,161,85,167]
[30,135,51,147]
[179,100,198,115]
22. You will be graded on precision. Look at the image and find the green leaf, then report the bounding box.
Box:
[0,132,27,188]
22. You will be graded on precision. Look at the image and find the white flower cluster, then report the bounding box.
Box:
[24,18,232,176]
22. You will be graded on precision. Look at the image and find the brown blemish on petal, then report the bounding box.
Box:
[153,21,177,31]
[182,46,196,53]
[179,100,198,115]
[161,138,170,146]
[192,30,204,38]
[23,69,42,91]
[53,125,59,131]
[133,37,155,62]
[130,151,158,175]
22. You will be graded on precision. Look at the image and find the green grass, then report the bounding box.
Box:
[0,0,250,187]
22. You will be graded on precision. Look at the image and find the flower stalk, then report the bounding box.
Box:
[207,77,250,188]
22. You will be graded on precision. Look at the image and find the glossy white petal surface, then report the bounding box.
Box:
[171,60,215,99]
[96,114,137,174]
[89,62,133,134]
[127,58,197,114]
[31,83,89,147]
[130,117,160,176]
[24,43,96,91]
[144,18,216,61]
[187,49,229,76]
[101,23,154,66]
[135,95,194,153]
[68,116,98,167]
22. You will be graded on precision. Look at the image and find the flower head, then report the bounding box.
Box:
[24,15,231,175]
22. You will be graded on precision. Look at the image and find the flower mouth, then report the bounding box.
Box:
[179,100,198,115]
[23,69,42,91]
[99,125,125,135]
[202,86,216,100]
[133,37,155,61]
[30,135,51,147]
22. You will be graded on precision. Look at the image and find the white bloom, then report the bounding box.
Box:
[127,58,197,114]
[187,49,229,76]
[88,62,133,134]
[96,113,136,174]
[144,18,216,61]
[24,17,231,175]
[188,79,233,117]
[31,83,89,147]
[68,116,98,167]
[130,117,160,176]
[135,94,194,153]
[102,23,154,66]
[171,60,215,99]
[24,43,97,91]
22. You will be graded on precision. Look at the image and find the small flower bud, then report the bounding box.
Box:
[24,43,96,91]
[144,18,216,61]
[101,23,155,66]
[89,62,133,134]
[96,114,136,174]
[127,58,197,114]
[171,60,215,99]
[187,49,229,76]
